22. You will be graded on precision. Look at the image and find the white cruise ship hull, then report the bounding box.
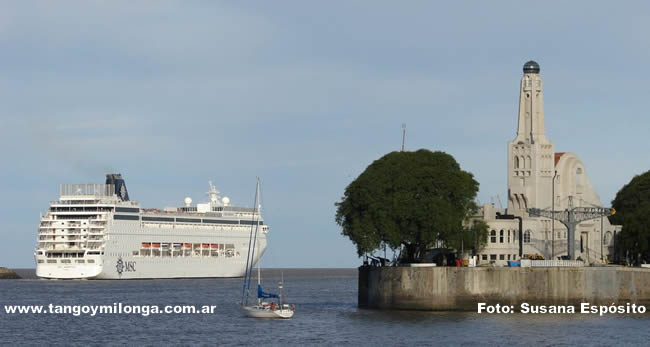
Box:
[36,248,265,280]
[36,220,267,279]
[36,263,103,280]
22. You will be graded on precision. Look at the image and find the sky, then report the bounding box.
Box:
[1,1,649,268]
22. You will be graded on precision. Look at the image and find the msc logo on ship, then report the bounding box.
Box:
[115,257,136,276]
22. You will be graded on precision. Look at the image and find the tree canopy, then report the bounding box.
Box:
[335,149,485,262]
[610,170,650,264]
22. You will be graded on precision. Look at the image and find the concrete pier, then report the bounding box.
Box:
[359,266,650,310]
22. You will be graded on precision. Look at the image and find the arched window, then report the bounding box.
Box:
[524,230,531,243]
[499,230,504,243]
[507,230,511,243]
[604,231,612,245]
[521,156,526,169]
[515,156,520,169]
[526,156,532,169]
[490,230,496,243]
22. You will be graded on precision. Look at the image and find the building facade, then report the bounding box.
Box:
[476,61,620,265]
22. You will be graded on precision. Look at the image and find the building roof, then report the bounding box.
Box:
[554,152,566,166]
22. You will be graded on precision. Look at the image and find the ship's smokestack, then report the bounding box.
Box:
[106,173,130,201]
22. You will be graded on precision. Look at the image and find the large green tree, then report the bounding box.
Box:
[335,149,484,262]
[610,170,650,264]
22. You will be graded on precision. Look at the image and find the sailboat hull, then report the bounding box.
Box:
[241,305,294,319]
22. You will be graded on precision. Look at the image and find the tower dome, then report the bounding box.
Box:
[523,60,540,74]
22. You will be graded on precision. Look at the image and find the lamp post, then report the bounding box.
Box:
[613,230,617,262]
[600,215,603,263]
[552,170,557,259]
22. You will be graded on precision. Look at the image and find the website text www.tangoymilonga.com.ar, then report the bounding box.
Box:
[3,303,218,317]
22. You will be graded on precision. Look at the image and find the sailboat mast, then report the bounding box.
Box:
[257,263,261,305]
[279,271,284,306]
[244,178,262,305]
[241,179,260,306]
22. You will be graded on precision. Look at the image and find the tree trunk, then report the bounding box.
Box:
[404,243,418,263]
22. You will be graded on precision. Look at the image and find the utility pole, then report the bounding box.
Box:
[528,205,615,260]
[401,123,406,152]
[614,230,617,262]
[600,215,604,262]
[552,170,557,259]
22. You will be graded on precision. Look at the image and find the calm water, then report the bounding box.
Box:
[1,268,649,346]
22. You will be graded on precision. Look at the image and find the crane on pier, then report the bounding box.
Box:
[527,196,615,260]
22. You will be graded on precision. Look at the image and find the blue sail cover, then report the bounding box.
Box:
[257,285,279,299]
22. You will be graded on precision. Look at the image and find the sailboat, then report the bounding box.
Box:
[240,179,295,319]
[241,266,295,319]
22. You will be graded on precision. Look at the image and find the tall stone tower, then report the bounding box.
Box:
[507,61,555,215]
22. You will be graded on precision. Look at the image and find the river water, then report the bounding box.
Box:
[1,268,648,346]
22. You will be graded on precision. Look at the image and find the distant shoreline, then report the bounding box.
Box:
[0,267,21,279]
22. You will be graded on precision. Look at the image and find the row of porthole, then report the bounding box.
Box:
[38,259,95,264]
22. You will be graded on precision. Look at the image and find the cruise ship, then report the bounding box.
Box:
[35,174,268,279]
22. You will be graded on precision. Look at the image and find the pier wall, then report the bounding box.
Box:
[358,266,650,310]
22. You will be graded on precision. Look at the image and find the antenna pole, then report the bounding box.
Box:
[401,123,406,152]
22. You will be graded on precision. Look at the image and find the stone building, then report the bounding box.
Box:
[475,61,620,265]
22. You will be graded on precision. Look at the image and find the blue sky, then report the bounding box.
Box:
[1,1,649,268]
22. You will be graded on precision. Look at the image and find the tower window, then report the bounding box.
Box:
[490,230,496,243]
[524,230,531,243]
[499,230,504,243]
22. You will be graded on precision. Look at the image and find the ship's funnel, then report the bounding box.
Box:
[106,173,130,201]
